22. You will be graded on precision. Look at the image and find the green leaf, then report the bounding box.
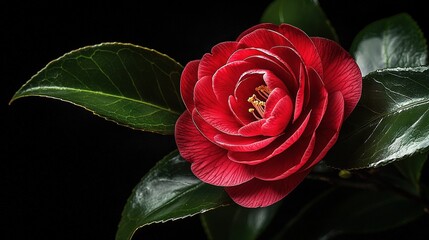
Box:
[201,201,281,240]
[273,187,425,240]
[350,13,427,77]
[116,150,232,240]
[10,42,185,135]
[260,0,338,41]
[326,67,429,169]
[394,152,428,191]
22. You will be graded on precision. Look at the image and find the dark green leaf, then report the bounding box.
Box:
[260,0,338,41]
[10,42,185,135]
[394,152,428,190]
[326,67,429,169]
[201,201,281,240]
[273,187,425,240]
[116,150,232,240]
[350,13,427,76]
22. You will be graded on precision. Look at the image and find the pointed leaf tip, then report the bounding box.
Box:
[11,42,185,135]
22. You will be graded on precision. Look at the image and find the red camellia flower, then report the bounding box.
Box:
[175,23,362,208]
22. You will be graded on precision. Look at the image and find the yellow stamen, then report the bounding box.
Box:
[255,85,271,99]
[247,85,271,119]
[248,108,261,120]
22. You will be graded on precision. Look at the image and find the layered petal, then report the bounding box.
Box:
[238,23,323,77]
[229,75,264,125]
[175,22,362,209]
[175,112,217,163]
[303,68,328,136]
[214,134,277,152]
[312,37,362,118]
[261,94,293,136]
[194,75,241,134]
[191,153,253,186]
[270,47,309,120]
[229,111,311,164]
[198,41,239,79]
[175,112,253,186]
[238,28,294,50]
[180,60,200,112]
[192,109,277,152]
[225,169,310,208]
[242,54,295,87]
[303,91,344,170]
[238,119,266,137]
[213,60,256,102]
[254,133,315,181]
[277,24,324,77]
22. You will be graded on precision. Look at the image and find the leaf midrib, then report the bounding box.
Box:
[12,86,182,115]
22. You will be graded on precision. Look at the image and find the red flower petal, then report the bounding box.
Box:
[312,37,362,118]
[192,110,276,152]
[228,95,251,125]
[214,134,277,152]
[230,47,300,92]
[194,75,241,134]
[244,55,295,89]
[229,76,265,125]
[213,60,256,103]
[175,112,253,186]
[237,23,324,77]
[303,68,328,135]
[191,153,253,186]
[238,28,293,50]
[277,24,324,77]
[229,111,311,164]
[238,119,266,137]
[293,64,307,122]
[262,70,289,93]
[180,60,200,112]
[261,94,293,136]
[254,133,315,180]
[264,87,287,117]
[236,23,277,40]
[175,112,219,163]
[225,169,310,208]
[270,46,305,83]
[198,41,239,79]
[228,47,282,62]
[303,91,345,170]
[191,109,223,144]
[270,47,307,109]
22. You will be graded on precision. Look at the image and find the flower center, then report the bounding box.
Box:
[247,85,271,120]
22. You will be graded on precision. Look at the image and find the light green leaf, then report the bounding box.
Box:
[10,42,185,135]
[350,13,427,76]
[326,67,429,169]
[260,0,338,41]
[116,150,232,240]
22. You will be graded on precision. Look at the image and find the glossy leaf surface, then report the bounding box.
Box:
[326,67,429,169]
[201,201,281,240]
[273,187,425,240]
[11,42,185,135]
[116,150,231,240]
[350,13,427,76]
[260,0,338,41]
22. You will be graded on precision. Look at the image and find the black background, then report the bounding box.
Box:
[2,1,429,239]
